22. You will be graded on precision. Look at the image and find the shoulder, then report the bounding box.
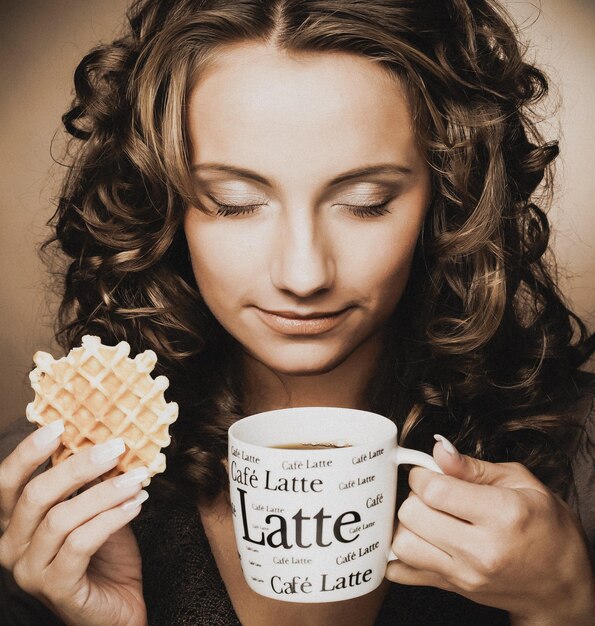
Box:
[562,371,595,564]
[0,417,36,464]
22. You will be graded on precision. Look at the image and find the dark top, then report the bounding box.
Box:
[1,385,593,626]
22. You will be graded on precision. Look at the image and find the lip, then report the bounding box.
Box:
[255,307,353,335]
[263,308,348,319]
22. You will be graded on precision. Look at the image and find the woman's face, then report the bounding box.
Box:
[184,42,431,375]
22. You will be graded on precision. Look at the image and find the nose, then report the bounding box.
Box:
[270,208,335,298]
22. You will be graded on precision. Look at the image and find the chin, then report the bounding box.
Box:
[274,363,338,377]
[252,344,358,377]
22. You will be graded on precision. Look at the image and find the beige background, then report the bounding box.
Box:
[1,1,594,429]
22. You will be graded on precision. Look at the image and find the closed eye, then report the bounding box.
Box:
[206,196,393,218]
[205,193,265,217]
[340,200,392,217]
[213,203,263,217]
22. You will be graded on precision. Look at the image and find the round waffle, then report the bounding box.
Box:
[26,335,179,487]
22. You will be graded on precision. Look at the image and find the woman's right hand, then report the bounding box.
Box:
[0,419,149,626]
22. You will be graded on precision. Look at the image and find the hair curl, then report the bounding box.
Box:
[45,0,594,504]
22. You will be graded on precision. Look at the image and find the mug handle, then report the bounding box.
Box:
[390,446,443,474]
[386,445,443,561]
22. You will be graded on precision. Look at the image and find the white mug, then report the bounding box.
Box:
[228,406,442,603]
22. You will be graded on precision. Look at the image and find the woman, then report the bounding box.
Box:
[0,0,593,624]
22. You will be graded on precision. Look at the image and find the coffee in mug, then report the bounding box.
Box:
[272,442,352,450]
[228,406,442,603]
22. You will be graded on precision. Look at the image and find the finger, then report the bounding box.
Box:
[22,468,149,573]
[391,522,453,574]
[0,420,65,528]
[4,438,126,554]
[398,493,476,554]
[46,490,149,599]
[408,467,511,524]
[432,435,542,490]
[385,559,454,592]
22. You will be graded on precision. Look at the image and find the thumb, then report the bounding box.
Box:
[432,434,510,485]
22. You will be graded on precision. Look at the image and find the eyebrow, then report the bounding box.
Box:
[191,162,413,188]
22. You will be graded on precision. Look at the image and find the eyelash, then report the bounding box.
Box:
[211,200,392,218]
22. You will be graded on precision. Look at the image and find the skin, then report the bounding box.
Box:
[0,42,592,626]
[184,42,432,413]
[396,444,595,626]
[0,431,146,626]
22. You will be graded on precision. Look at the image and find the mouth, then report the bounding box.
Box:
[254,307,353,336]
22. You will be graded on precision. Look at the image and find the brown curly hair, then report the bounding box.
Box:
[45,0,594,504]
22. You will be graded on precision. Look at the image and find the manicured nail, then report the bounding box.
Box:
[120,490,149,511]
[33,420,65,449]
[90,438,126,464]
[433,434,459,457]
[114,467,149,488]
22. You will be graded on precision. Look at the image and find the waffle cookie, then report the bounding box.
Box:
[26,335,178,487]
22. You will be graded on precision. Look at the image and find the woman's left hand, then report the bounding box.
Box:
[386,437,595,625]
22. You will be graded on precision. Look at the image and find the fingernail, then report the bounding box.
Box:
[433,434,459,457]
[120,490,149,511]
[33,419,65,449]
[114,467,149,488]
[90,438,126,464]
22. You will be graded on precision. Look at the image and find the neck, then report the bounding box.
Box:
[241,330,386,415]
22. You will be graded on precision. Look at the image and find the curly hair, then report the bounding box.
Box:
[45,0,594,504]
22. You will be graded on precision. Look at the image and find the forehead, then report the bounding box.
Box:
[186,42,420,183]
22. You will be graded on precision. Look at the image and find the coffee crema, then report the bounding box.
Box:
[271,442,352,450]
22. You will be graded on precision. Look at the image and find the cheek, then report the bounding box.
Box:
[365,244,417,311]
[184,219,263,305]
[337,219,421,301]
